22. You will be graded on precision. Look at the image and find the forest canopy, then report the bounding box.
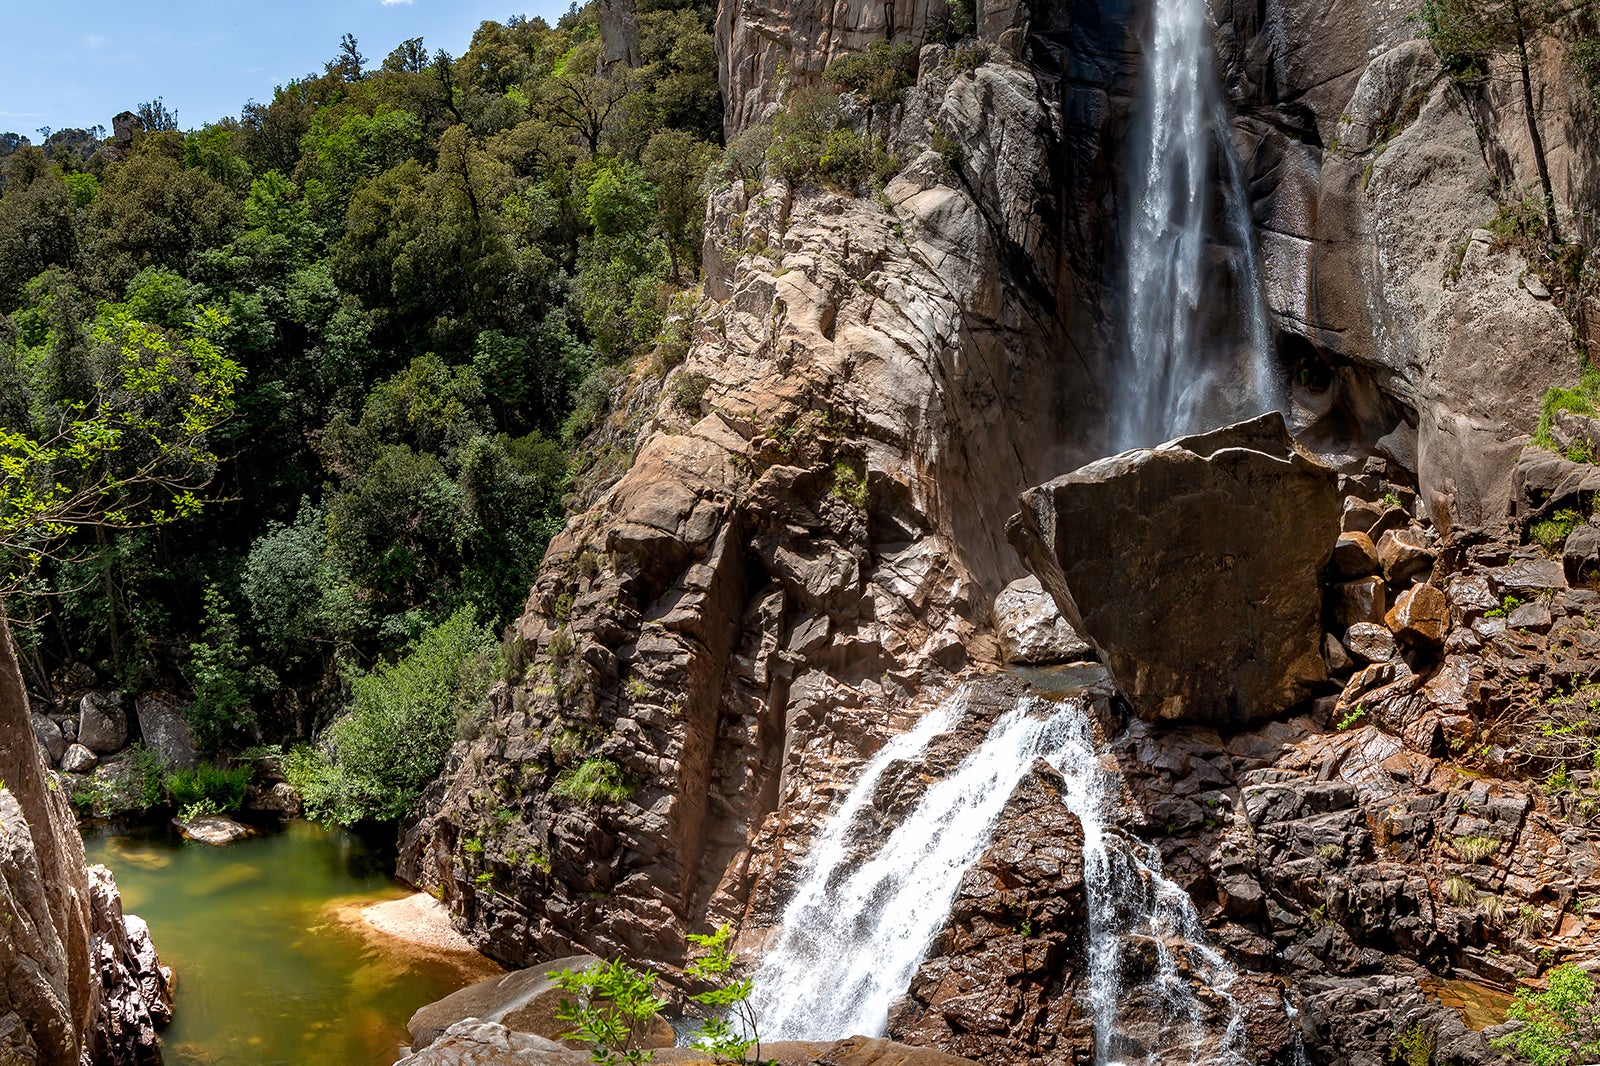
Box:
[0,3,724,754]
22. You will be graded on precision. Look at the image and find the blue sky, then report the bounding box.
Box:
[0,1,576,136]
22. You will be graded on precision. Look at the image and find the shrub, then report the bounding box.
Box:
[166,763,252,812]
[1453,834,1501,863]
[1536,367,1600,450]
[1531,509,1583,553]
[554,958,668,1064]
[553,757,633,806]
[669,370,711,415]
[286,607,500,825]
[185,584,269,755]
[824,41,920,108]
[1389,1022,1434,1066]
[1492,962,1600,1065]
[687,923,770,1064]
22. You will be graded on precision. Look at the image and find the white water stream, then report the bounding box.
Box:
[1114,0,1280,449]
[751,691,1248,1064]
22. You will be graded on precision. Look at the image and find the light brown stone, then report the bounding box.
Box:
[1385,584,1450,646]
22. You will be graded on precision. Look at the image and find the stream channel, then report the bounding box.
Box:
[84,819,500,1066]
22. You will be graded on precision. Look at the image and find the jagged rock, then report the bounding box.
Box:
[1446,574,1496,614]
[1565,524,1600,585]
[1010,414,1340,726]
[60,744,97,774]
[888,759,1092,1062]
[408,955,608,1050]
[77,692,127,755]
[1489,558,1566,593]
[1331,577,1387,629]
[1342,623,1398,665]
[32,715,67,765]
[85,866,169,1064]
[134,695,195,770]
[1331,531,1379,577]
[174,816,252,846]
[992,576,1092,665]
[1385,585,1449,647]
[1507,602,1553,632]
[1376,528,1435,585]
[1513,450,1600,522]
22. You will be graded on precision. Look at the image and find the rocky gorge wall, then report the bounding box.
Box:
[0,622,170,1065]
[401,0,1600,1062]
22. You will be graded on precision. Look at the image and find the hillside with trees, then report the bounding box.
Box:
[0,3,721,774]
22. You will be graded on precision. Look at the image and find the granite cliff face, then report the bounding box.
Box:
[0,625,170,1064]
[403,0,1599,1061]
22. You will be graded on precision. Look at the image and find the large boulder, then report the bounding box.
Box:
[1008,413,1340,726]
[77,692,127,755]
[134,695,195,770]
[407,955,659,1051]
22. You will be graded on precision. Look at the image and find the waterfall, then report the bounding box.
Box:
[1113,0,1280,450]
[750,694,1077,1039]
[751,691,1247,1063]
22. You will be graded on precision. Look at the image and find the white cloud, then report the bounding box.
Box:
[83,34,110,48]
[380,0,414,5]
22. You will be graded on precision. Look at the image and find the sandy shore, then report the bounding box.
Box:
[359,892,481,953]
[322,892,506,986]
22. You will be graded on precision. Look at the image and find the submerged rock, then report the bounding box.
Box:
[1009,413,1340,726]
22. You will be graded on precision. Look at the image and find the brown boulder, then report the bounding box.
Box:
[1331,531,1379,577]
[1385,584,1449,646]
[1009,414,1340,726]
[1375,528,1434,584]
[1342,622,1399,664]
[1331,577,1387,629]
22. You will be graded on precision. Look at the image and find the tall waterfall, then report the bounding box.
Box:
[1113,0,1280,450]
[750,691,1247,1063]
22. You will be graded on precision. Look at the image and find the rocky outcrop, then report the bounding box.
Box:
[0,622,168,1064]
[1010,413,1342,726]
[886,759,1092,1062]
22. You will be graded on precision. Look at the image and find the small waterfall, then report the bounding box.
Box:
[1114,0,1280,450]
[752,693,1077,1040]
[751,691,1248,1063]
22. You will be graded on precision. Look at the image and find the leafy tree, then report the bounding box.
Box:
[184,583,268,755]
[284,606,499,824]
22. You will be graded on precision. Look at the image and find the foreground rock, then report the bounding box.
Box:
[1010,413,1341,726]
[0,630,168,1064]
[408,955,615,1050]
[398,1021,981,1066]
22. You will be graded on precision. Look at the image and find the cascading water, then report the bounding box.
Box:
[1113,0,1280,450]
[750,692,1077,1039]
[750,690,1248,1064]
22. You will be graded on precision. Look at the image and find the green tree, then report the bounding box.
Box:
[1493,963,1600,1065]
[686,923,772,1065]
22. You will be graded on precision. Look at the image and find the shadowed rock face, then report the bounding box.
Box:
[1010,413,1342,726]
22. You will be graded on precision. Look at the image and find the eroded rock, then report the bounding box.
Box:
[992,577,1092,665]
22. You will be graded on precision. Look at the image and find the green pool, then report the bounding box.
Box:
[84,819,499,1066]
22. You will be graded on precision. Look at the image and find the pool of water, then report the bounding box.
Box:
[84,819,502,1066]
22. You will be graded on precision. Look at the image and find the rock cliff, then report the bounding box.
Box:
[0,623,169,1064]
[403,0,1600,1061]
